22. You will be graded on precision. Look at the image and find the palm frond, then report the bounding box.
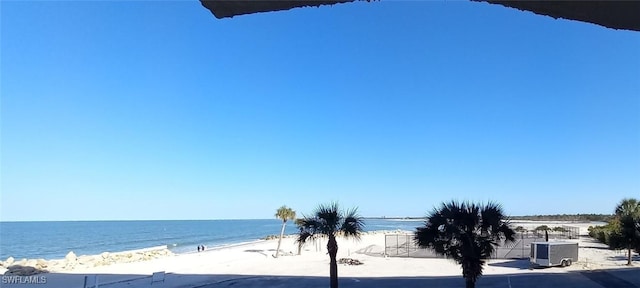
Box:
[498,223,516,243]
[477,235,497,258]
[314,202,342,235]
[296,230,314,245]
[415,199,516,285]
[616,198,640,218]
[460,202,480,232]
[275,205,296,222]
[480,201,504,233]
[416,204,464,255]
[298,217,321,234]
[298,202,366,246]
[340,207,364,240]
[296,216,321,244]
[479,201,516,244]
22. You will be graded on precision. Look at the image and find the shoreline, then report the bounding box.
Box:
[178,239,269,254]
[0,229,410,275]
[0,222,611,276]
[1,221,607,265]
[1,229,416,264]
[1,223,637,288]
[0,239,272,265]
[0,219,426,261]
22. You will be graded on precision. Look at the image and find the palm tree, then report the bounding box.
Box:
[414,201,515,288]
[533,225,550,240]
[615,198,640,217]
[296,203,365,288]
[294,218,306,255]
[614,198,640,265]
[274,205,296,258]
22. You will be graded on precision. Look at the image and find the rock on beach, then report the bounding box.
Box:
[1,247,174,275]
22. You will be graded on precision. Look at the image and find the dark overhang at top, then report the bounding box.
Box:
[200,0,640,32]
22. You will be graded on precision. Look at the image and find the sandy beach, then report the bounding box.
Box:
[1,222,639,288]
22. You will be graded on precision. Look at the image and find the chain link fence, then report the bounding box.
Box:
[385,225,580,259]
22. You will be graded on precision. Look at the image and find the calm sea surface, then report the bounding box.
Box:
[0,219,423,260]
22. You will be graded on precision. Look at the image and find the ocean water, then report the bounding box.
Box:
[0,219,423,260]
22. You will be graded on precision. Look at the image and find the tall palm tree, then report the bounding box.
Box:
[414,201,515,288]
[614,198,640,265]
[296,203,365,288]
[274,205,296,258]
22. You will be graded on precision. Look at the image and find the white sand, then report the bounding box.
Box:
[1,222,637,288]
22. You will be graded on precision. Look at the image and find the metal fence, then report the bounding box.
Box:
[385,225,580,259]
[529,225,580,239]
[384,234,445,258]
[562,225,580,239]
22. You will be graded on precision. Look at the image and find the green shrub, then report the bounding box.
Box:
[534,225,550,231]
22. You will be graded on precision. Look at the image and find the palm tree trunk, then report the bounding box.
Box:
[297,241,302,255]
[465,277,475,288]
[461,261,476,288]
[275,221,286,258]
[628,247,632,265]
[328,234,339,288]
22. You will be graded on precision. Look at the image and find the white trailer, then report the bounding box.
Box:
[530,241,578,267]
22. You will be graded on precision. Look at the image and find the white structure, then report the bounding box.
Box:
[530,241,578,267]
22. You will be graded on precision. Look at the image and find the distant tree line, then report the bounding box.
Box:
[370,214,614,221]
[511,214,614,222]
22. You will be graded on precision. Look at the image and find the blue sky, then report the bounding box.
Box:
[1,1,639,221]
